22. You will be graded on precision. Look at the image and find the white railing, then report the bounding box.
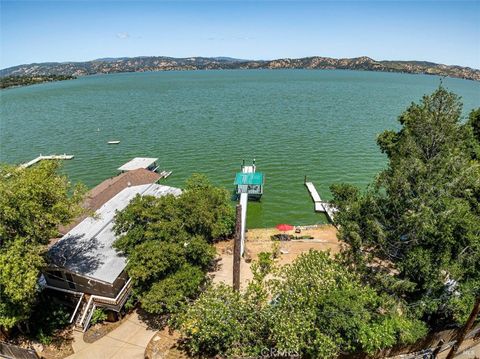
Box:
[78,278,132,331]
[79,296,94,329]
[69,293,85,323]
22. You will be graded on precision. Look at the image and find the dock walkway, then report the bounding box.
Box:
[239,192,248,256]
[305,181,338,223]
[20,154,74,168]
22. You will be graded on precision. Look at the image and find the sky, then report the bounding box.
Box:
[0,0,479,70]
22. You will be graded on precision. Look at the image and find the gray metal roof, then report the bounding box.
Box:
[117,157,158,172]
[48,183,181,284]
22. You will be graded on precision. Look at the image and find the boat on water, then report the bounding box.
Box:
[108,140,121,144]
[234,159,264,201]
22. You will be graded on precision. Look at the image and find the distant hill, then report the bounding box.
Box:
[1,56,479,81]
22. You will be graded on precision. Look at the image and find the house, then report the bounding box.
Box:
[42,169,181,331]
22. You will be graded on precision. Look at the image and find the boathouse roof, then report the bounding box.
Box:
[56,168,161,237]
[118,157,158,172]
[234,172,264,186]
[48,183,181,284]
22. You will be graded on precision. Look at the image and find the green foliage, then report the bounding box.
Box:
[269,251,426,357]
[0,239,45,329]
[28,295,70,344]
[90,309,108,325]
[0,75,76,89]
[465,108,480,160]
[141,265,206,314]
[467,108,480,143]
[0,161,84,331]
[114,174,234,255]
[175,250,425,358]
[0,161,85,246]
[113,174,231,315]
[180,173,236,241]
[255,252,274,277]
[174,283,270,357]
[36,329,53,346]
[331,87,480,326]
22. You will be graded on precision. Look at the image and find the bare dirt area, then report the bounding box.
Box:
[83,320,124,343]
[212,224,340,288]
[29,329,74,359]
[37,337,74,359]
[145,328,189,359]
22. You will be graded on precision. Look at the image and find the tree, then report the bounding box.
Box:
[175,250,425,358]
[331,87,480,326]
[113,174,235,255]
[113,174,234,315]
[0,161,84,332]
[465,108,480,160]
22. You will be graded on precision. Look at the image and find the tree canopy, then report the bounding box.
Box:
[0,161,84,331]
[331,86,480,326]
[175,250,426,358]
[113,174,235,315]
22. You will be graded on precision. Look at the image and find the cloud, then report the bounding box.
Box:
[116,32,130,39]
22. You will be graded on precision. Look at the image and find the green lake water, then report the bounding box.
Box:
[1,70,479,228]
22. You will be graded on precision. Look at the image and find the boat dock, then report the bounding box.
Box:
[234,159,264,256]
[239,192,248,255]
[305,181,338,223]
[20,154,74,168]
[158,170,172,179]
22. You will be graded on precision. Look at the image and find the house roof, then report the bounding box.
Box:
[48,183,182,284]
[57,168,161,237]
[118,157,158,172]
[234,172,264,186]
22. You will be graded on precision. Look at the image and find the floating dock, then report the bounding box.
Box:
[20,154,74,168]
[305,181,338,223]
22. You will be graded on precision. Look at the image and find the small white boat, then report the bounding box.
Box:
[108,140,120,145]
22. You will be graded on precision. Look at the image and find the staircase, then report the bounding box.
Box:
[72,294,93,332]
[71,279,133,332]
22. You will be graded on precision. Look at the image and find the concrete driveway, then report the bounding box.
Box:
[68,311,156,359]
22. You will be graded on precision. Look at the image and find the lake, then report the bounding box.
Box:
[1,69,479,227]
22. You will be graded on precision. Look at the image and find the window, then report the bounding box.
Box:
[46,270,63,281]
[64,272,76,289]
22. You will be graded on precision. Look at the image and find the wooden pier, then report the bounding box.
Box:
[20,154,74,168]
[305,181,338,223]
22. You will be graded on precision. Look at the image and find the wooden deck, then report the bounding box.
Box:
[20,154,74,168]
[305,181,338,223]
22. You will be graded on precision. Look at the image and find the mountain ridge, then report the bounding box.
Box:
[1,55,479,81]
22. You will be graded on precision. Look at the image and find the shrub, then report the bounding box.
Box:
[90,309,107,325]
[176,250,427,358]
